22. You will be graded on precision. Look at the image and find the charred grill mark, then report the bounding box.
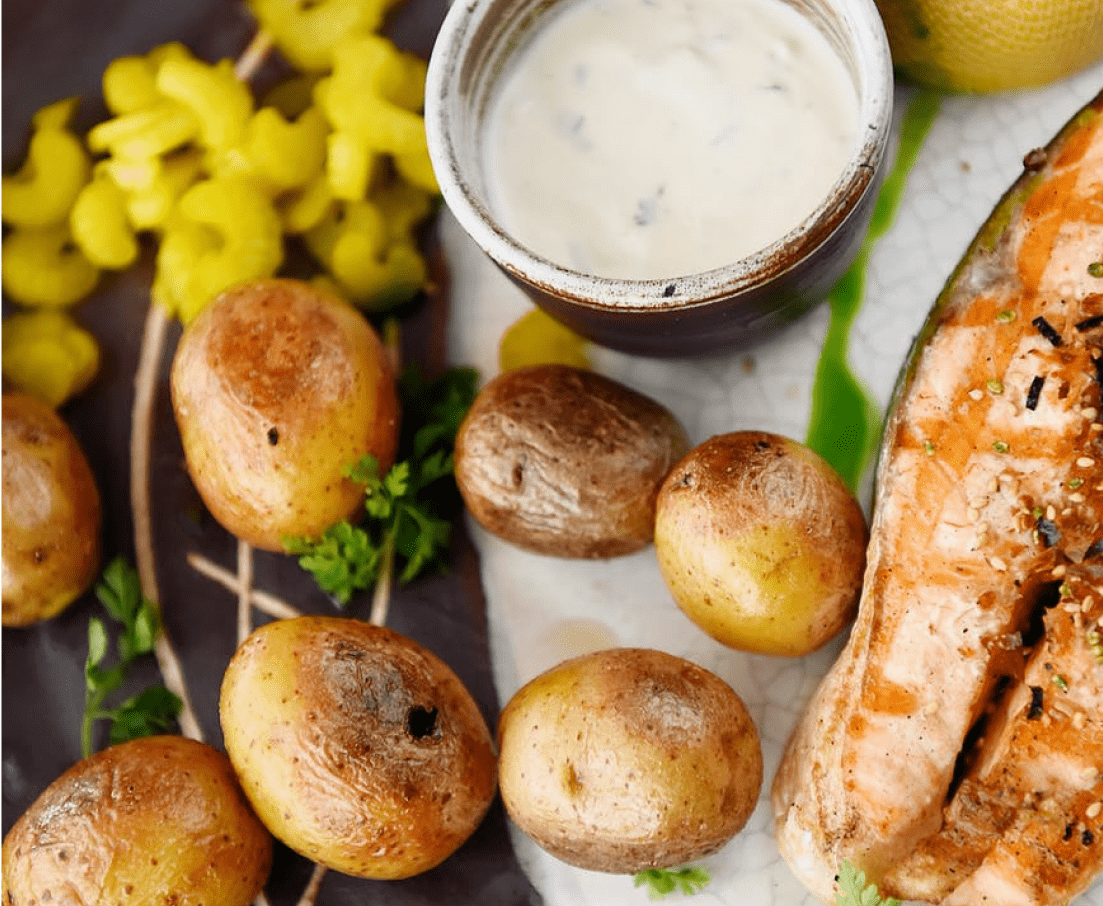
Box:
[1027,686,1045,720]
[1020,581,1063,650]
[947,674,1014,802]
[1076,313,1103,332]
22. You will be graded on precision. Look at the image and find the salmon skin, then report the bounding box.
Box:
[772,92,1103,906]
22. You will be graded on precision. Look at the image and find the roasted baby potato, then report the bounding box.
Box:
[1,735,273,905]
[170,278,400,551]
[655,431,868,657]
[2,392,101,626]
[219,615,498,880]
[497,647,763,873]
[455,364,689,558]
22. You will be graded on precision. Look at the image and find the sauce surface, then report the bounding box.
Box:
[482,0,860,280]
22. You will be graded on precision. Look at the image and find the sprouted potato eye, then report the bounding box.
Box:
[1,310,101,408]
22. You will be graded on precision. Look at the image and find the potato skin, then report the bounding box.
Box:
[1,735,273,906]
[2,392,101,626]
[497,647,763,873]
[170,279,399,551]
[219,616,498,880]
[455,364,689,558]
[655,431,868,656]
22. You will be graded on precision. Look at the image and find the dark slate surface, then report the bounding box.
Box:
[1,2,542,903]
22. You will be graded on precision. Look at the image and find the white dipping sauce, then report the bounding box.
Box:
[482,0,860,280]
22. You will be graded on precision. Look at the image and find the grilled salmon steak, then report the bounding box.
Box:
[773,92,1103,905]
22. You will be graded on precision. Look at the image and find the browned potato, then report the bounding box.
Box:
[1,735,273,905]
[497,647,763,873]
[170,278,400,551]
[654,431,868,657]
[2,392,101,626]
[455,364,689,558]
[219,615,498,880]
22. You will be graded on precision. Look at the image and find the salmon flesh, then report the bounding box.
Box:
[772,93,1103,905]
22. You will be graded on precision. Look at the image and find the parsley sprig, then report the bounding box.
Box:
[835,861,901,906]
[633,866,711,898]
[286,365,479,606]
[81,557,181,757]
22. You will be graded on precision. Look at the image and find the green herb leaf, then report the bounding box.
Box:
[288,365,479,605]
[633,866,711,899]
[107,686,183,747]
[81,557,181,757]
[835,861,901,906]
[286,522,380,605]
[86,617,109,675]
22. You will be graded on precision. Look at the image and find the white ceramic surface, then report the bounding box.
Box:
[443,66,1103,906]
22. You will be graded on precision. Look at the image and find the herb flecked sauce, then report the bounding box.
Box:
[482,0,859,280]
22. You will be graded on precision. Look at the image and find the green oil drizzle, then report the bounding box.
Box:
[805,88,942,494]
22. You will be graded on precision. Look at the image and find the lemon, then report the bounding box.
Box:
[875,0,1103,92]
[498,307,590,372]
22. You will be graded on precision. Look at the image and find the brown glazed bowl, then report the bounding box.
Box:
[425,0,894,358]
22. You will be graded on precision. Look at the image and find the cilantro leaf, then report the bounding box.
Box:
[835,861,901,906]
[288,365,479,607]
[633,866,711,899]
[81,557,181,757]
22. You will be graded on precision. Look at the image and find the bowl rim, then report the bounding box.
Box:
[425,0,895,314]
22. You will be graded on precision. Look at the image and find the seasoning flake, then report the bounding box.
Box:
[1036,517,1060,548]
[1025,375,1044,410]
[1031,315,1063,346]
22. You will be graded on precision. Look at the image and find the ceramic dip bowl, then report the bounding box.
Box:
[425,0,894,357]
